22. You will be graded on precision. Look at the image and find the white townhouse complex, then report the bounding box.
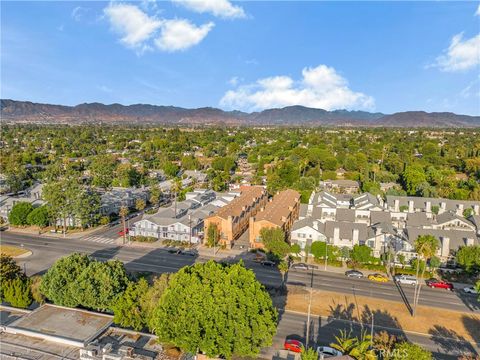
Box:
[131,189,240,243]
[291,191,480,263]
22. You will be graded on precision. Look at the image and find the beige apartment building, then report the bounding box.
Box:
[249,189,301,249]
[203,186,268,248]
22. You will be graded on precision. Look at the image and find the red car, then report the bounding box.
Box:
[118,228,129,236]
[426,278,454,291]
[284,339,303,353]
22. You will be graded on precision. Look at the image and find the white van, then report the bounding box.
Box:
[394,275,418,285]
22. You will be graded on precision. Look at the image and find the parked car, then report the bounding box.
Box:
[394,275,418,285]
[345,270,364,278]
[284,339,303,353]
[368,273,389,283]
[463,286,478,294]
[316,346,343,358]
[291,263,309,270]
[425,278,454,291]
[261,260,276,267]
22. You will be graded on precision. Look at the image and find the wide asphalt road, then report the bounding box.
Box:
[2,231,479,315]
[266,311,479,360]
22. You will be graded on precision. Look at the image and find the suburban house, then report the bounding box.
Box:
[0,183,44,221]
[249,189,301,249]
[203,186,268,248]
[291,191,480,262]
[320,179,360,194]
[183,170,208,186]
[99,187,150,216]
[132,190,226,243]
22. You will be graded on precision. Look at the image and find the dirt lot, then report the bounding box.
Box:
[283,287,480,344]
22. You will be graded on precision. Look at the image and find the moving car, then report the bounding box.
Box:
[345,270,364,278]
[118,228,129,236]
[291,263,309,270]
[425,278,454,291]
[368,273,388,283]
[284,339,303,353]
[316,346,343,358]
[261,260,276,267]
[463,286,478,294]
[394,275,418,285]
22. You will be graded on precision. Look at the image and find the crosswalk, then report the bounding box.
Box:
[82,235,118,244]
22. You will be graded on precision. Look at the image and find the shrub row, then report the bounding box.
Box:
[131,235,157,243]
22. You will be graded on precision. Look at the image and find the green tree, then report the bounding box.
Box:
[290,243,301,256]
[112,278,149,330]
[0,254,25,301]
[151,261,277,359]
[40,253,91,307]
[3,277,32,309]
[30,275,45,304]
[142,274,171,331]
[456,245,480,273]
[90,155,117,189]
[351,245,373,264]
[429,256,441,272]
[401,165,427,195]
[260,227,290,260]
[8,202,34,226]
[74,189,101,229]
[135,199,146,212]
[206,223,220,247]
[75,260,130,311]
[301,347,319,360]
[394,342,432,360]
[331,330,376,360]
[310,241,338,260]
[119,206,129,243]
[149,185,162,205]
[475,281,480,302]
[463,208,474,218]
[26,205,50,228]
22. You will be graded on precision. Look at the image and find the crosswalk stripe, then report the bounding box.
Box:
[82,235,116,244]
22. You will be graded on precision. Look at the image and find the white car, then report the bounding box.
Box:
[394,275,418,285]
[463,286,478,294]
[317,346,343,358]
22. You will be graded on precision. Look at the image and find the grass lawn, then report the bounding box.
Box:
[0,245,30,257]
[285,287,480,344]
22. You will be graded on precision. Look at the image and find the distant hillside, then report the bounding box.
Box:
[1,99,479,127]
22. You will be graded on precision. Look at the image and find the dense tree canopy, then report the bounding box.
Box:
[151,261,277,359]
[8,202,34,226]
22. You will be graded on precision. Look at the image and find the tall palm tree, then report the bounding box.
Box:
[413,235,439,316]
[171,178,182,217]
[331,330,377,360]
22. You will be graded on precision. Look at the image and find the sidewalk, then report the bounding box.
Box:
[5,225,108,239]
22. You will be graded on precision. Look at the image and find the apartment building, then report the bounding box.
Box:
[249,189,301,249]
[203,186,268,248]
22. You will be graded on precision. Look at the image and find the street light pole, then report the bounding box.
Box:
[306,267,313,348]
[324,240,328,271]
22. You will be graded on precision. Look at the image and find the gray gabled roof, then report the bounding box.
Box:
[324,221,368,240]
[336,208,355,222]
[405,227,477,250]
[406,212,432,228]
[386,195,480,213]
[292,217,325,232]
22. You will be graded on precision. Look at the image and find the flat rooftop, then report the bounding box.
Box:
[6,304,112,347]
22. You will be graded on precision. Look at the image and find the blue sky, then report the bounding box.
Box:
[2,1,479,115]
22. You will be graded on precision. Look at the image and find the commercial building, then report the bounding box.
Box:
[203,186,268,248]
[249,189,301,249]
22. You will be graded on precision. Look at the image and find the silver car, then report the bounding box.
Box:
[394,274,418,285]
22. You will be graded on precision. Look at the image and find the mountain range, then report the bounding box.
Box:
[1,99,479,128]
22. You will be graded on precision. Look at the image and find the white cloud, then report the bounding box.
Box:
[72,6,89,21]
[155,19,214,52]
[220,65,375,111]
[475,4,480,16]
[228,76,241,86]
[104,3,162,49]
[431,32,480,72]
[173,0,245,19]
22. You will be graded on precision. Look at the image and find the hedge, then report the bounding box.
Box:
[131,235,157,243]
